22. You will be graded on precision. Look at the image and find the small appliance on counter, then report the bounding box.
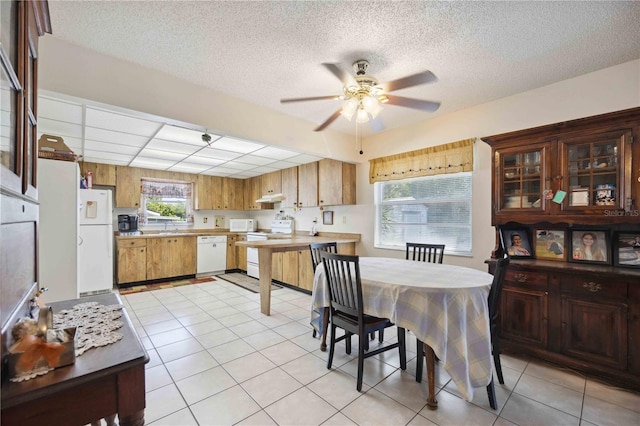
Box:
[229,218,256,232]
[271,219,294,235]
[118,214,139,234]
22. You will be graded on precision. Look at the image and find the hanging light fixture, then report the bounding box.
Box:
[339,60,385,124]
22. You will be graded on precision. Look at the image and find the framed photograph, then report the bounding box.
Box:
[500,228,533,258]
[534,229,567,261]
[613,232,640,268]
[568,229,610,264]
[323,210,333,225]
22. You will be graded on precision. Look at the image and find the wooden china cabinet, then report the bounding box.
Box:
[482,107,640,391]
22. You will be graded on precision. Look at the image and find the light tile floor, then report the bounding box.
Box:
[115,278,640,426]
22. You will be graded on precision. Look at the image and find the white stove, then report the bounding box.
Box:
[246,220,295,279]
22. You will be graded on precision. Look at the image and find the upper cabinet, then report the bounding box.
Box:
[196,175,222,210]
[297,162,318,208]
[115,166,142,208]
[281,166,298,209]
[80,161,116,186]
[261,170,282,196]
[222,177,243,210]
[318,159,356,207]
[483,108,640,226]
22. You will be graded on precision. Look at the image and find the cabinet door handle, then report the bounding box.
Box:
[583,282,602,292]
[514,273,528,283]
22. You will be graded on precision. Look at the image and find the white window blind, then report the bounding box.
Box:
[374,172,472,256]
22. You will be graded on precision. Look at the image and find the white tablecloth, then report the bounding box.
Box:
[311,257,493,401]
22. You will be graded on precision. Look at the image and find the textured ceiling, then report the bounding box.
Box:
[40,1,640,171]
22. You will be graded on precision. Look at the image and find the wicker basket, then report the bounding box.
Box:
[38,134,78,162]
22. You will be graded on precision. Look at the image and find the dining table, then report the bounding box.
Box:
[311,256,494,409]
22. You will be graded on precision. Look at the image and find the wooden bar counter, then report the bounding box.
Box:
[236,234,360,315]
[1,293,149,426]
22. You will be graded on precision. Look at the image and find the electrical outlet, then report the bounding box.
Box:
[342,216,347,224]
[203,217,208,224]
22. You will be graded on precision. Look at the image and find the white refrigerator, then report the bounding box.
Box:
[78,189,114,295]
[38,159,80,303]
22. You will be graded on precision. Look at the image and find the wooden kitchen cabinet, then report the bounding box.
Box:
[222,177,244,210]
[226,234,237,270]
[483,108,640,391]
[271,252,283,282]
[244,176,261,210]
[236,234,247,271]
[297,162,318,208]
[115,166,143,208]
[261,170,282,196]
[80,162,116,186]
[281,252,299,287]
[117,239,147,284]
[318,159,356,207]
[297,249,314,291]
[196,175,222,210]
[281,166,298,209]
[147,236,196,280]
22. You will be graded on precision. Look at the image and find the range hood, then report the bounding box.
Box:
[256,193,284,203]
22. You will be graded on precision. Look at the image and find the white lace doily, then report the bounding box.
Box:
[53,302,124,356]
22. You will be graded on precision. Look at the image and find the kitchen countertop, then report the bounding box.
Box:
[235,234,360,248]
[115,230,241,240]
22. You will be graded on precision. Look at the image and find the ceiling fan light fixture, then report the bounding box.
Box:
[341,98,358,120]
[356,108,370,124]
[362,95,382,118]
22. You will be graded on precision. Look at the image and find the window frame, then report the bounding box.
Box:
[374,172,473,256]
[139,178,194,227]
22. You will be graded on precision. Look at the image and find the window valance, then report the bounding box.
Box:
[369,138,474,183]
[141,179,193,197]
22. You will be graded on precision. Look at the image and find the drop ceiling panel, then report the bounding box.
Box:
[266,160,299,169]
[187,155,227,166]
[195,148,243,161]
[156,125,218,146]
[129,156,177,169]
[232,155,279,166]
[84,127,151,147]
[168,162,212,173]
[204,166,241,175]
[38,118,83,139]
[219,161,259,170]
[137,148,187,161]
[231,170,263,178]
[83,150,134,164]
[250,146,299,160]
[145,139,204,155]
[210,137,265,153]
[286,154,323,164]
[85,108,161,137]
[250,166,279,174]
[83,139,141,155]
[39,97,83,124]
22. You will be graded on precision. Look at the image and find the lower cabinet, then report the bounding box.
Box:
[146,236,196,281]
[236,234,247,271]
[492,260,640,390]
[117,239,147,284]
[226,234,238,270]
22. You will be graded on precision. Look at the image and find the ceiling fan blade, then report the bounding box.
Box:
[385,95,440,112]
[281,95,340,103]
[378,70,438,92]
[314,109,342,132]
[369,117,385,132]
[322,63,357,87]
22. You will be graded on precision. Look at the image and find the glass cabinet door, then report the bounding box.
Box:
[497,145,547,214]
[560,130,630,212]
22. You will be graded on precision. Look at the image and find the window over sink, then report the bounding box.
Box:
[139,178,194,226]
[374,173,472,256]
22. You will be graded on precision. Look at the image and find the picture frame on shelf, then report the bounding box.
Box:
[534,229,567,261]
[322,210,333,225]
[568,229,610,265]
[613,232,640,268]
[500,227,533,258]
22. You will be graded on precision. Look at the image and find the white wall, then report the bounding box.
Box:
[39,37,639,271]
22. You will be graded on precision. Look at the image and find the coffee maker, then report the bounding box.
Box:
[118,214,139,233]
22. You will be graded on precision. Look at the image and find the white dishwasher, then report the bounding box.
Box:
[197,235,227,276]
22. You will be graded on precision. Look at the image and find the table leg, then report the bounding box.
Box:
[118,410,144,426]
[425,343,438,410]
[258,248,273,315]
[320,307,329,351]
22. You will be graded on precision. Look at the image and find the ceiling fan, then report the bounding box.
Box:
[280,60,440,132]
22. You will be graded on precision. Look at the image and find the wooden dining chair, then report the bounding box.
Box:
[309,242,338,339]
[405,242,445,264]
[414,255,510,410]
[407,242,445,381]
[321,251,407,391]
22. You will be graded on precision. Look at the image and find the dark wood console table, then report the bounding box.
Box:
[1,293,149,426]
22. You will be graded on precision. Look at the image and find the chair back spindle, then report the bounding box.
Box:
[405,243,445,264]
